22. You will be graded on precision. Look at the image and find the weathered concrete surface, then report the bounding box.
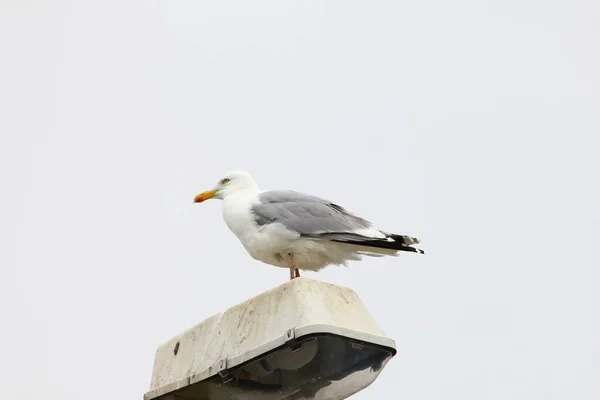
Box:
[148,277,390,394]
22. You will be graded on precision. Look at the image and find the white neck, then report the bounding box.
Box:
[221,188,261,240]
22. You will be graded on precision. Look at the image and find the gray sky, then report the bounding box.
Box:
[1,1,598,399]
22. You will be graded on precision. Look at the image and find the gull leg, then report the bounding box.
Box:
[288,252,297,281]
[295,269,301,278]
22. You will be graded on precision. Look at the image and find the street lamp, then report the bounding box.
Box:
[144,278,396,400]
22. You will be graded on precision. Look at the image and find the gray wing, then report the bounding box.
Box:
[252,190,425,254]
[251,190,372,235]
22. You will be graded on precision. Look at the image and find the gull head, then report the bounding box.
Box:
[193,171,259,203]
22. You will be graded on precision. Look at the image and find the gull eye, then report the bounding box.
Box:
[220,178,231,185]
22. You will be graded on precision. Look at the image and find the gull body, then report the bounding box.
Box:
[194,171,424,280]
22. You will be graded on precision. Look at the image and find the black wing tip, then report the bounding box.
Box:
[390,234,425,254]
[330,239,425,254]
[304,231,425,254]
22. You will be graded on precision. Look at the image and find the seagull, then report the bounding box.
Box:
[193,171,424,281]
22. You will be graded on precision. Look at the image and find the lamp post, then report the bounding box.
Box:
[144,278,396,400]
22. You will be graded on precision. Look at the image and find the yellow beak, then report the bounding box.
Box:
[193,190,218,203]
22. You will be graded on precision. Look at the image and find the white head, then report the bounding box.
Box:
[193,171,259,202]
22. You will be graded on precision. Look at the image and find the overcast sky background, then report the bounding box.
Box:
[1,1,599,399]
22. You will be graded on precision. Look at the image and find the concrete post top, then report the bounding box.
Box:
[146,277,395,400]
